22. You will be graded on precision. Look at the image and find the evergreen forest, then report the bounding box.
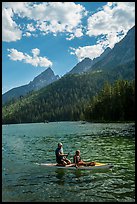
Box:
[2,68,135,124]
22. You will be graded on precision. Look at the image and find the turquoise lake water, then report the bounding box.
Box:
[2,121,135,202]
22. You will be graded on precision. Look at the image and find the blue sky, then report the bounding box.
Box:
[2,2,135,94]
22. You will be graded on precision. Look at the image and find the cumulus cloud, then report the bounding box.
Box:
[23,32,31,37]
[86,2,135,48]
[2,2,86,42]
[7,48,53,67]
[34,2,87,38]
[3,1,135,63]
[31,48,40,57]
[2,7,22,42]
[7,48,25,61]
[70,44,104,61]
[27,23,36,32]
[71,2,135,61]
[66,28,83,40]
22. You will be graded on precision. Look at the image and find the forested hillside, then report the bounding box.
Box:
[2,59,135,124]
[2,67,59,105]
[84,80,135,122]
[2,25,135,124]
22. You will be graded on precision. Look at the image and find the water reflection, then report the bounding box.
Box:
[55,168,84,185]
[55,169,65,185]
[73,169,83,178]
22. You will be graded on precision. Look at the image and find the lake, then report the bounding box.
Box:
[2,121,135,202]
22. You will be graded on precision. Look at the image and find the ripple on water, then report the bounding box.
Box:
[2,122,135,202]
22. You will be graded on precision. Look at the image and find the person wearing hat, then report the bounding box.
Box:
[55,143,71,166]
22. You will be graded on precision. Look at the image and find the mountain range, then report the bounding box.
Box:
[2,26,135,124]
[90,26,135,72]
[67,47,112,75]
[2,67,59,104]
[69,26,135,75]
[2,26,135,105]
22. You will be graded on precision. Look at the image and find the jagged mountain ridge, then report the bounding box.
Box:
[2,25,135,106]
[68,26,135,76]
[67,47,112,75]
[69,26,135,75]
[29,67,59,89]
[90,26,135,72]
[2,45,112,104]
[68,57,93,74]
[2,58,135,124]
[2,67,59,104]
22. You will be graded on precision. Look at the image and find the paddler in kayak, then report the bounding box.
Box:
[73,150,95,167]
[55,142,71,166]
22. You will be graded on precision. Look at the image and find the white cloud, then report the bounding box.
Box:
[7,48,53,68]
[34,2,86,37]
[2,7,22,42]
[24,32,31,37]
[71,2,135,61]
[27,23,36,32]
[70,44,104,61]
[66,28,83,40]
[2,2,86,42]
[2,1,135,64]
[31,48,40,57]
[75,28,83,38]
[7,48,25,61]
[86,2,135,48]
